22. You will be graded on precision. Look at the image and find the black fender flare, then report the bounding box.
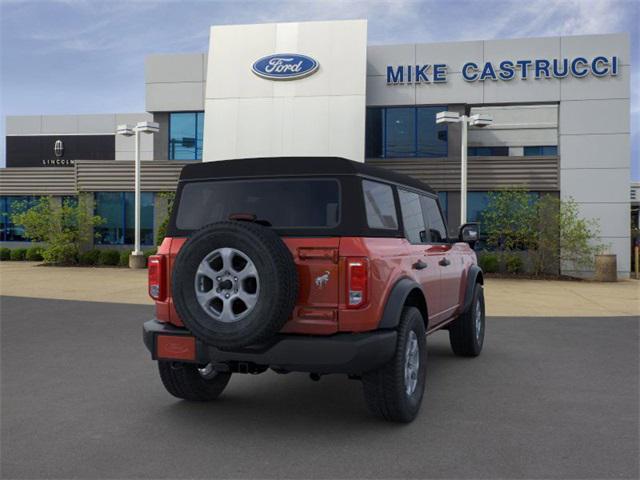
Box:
[462,265,484,314]
[378,277,428,329]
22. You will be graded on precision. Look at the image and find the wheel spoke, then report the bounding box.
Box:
[219,248,234,272]
[196,261,218,281]
[237,264,258,281]
[195,287,218,305]
[235,290,257,309]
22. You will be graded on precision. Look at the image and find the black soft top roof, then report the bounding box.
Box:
[179,157,435,194]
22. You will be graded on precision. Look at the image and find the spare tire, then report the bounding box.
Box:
[172,221,298,349]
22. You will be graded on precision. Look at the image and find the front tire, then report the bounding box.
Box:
[362,307,427,423]
[158,361,231,401]
[449,283,485,357]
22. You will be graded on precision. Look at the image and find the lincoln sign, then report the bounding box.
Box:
[386,55,620,84]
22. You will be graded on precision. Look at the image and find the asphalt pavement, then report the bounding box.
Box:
[1,296,638,479]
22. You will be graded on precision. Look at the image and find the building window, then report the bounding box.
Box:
[366,106,448,158]
[468,146,509,156]
[95,192,154,245]
[437,191,448,220]
[523,146,558,156]
[467,192,491,225]
[169,112,204,160]
[467,191,541,228]
[0,196,39,242]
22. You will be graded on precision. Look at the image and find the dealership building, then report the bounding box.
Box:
[0,20,632,277]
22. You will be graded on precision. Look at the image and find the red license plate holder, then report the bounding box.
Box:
[156,335,196,361]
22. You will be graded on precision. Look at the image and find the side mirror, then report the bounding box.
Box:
[459,223,479,248]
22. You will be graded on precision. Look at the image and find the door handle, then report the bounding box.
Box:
[412,260,428,270]
[439,257,451,267]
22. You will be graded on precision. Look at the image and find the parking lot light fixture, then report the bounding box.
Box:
[116,121,159,268]
[436,111,493,224]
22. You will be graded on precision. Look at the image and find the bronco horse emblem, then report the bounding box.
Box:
[315,271,330,288]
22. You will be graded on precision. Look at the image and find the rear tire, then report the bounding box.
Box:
[449,283,485,357]
[158,361,231,401]
[362,307,427,423]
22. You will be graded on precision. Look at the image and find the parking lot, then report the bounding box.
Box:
[1,295,638,479]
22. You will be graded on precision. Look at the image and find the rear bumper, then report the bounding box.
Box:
[143,319,397,375]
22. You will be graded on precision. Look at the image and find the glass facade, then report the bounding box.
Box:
[437,191,448,220]
[524,146,558,156]
[468,146,509,156]
[95,192,154,245]
[169,112,204,160]
[365,106,448,158]
[0,196,39,242]
[467,191,541,226]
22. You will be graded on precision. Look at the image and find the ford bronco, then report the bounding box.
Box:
[143,157,484,422]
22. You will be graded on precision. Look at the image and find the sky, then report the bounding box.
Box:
[1,0,638,178]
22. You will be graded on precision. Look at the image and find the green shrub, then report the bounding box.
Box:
[478,252,499,273]
[156,191,175,246]
[10,196,103,265]
[42,244,78,265]
[26,246,44,261]
[10,248,27,261]
[143,249,156,266]
[79,249,101,266]
[98,250,121,266]
[119,250,130,267]
[0,248,10,261]
[505,254,524,274]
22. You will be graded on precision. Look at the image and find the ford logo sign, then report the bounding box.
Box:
[252,53,319,80]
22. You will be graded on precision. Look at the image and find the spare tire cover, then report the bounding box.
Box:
[172,221,298,349]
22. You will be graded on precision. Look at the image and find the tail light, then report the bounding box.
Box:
[148,255,166,301]
[346,257,368,309]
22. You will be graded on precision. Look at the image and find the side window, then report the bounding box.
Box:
[398,189,427,244]
[420,196,448,243]
[362,180,398,230]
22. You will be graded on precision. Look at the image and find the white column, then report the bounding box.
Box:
[134,129,141,255]
[460,116,468,225]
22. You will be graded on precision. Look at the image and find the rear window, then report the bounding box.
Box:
[175,178,340,230]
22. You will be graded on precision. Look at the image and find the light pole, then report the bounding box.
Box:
[436,111,492,225]
[116,121,159,268]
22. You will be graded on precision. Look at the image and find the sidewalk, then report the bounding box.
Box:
[0,262,638,317]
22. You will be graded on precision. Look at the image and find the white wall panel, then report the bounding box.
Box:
[560,99,629,135]
[203,20,367,162]
[576,203,630,241]
[6,116,42,134]
[146,54,205,83]
[366,75,415,106]
[415,40,483,73]
[41,116,78,134]
[415,73,483,104]
[560,33,630,65]
[483,36,561,64]
[146,82,205,112]
[77,115,116,134]
[483,77,561,103]
[560,134,629,169]
[366,44,415,77]
[560,65,630,101]
[560,168,629,203]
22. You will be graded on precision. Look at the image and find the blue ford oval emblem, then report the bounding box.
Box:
[252,53,319,80]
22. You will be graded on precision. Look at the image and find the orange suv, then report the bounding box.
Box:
[143,157,484,422]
